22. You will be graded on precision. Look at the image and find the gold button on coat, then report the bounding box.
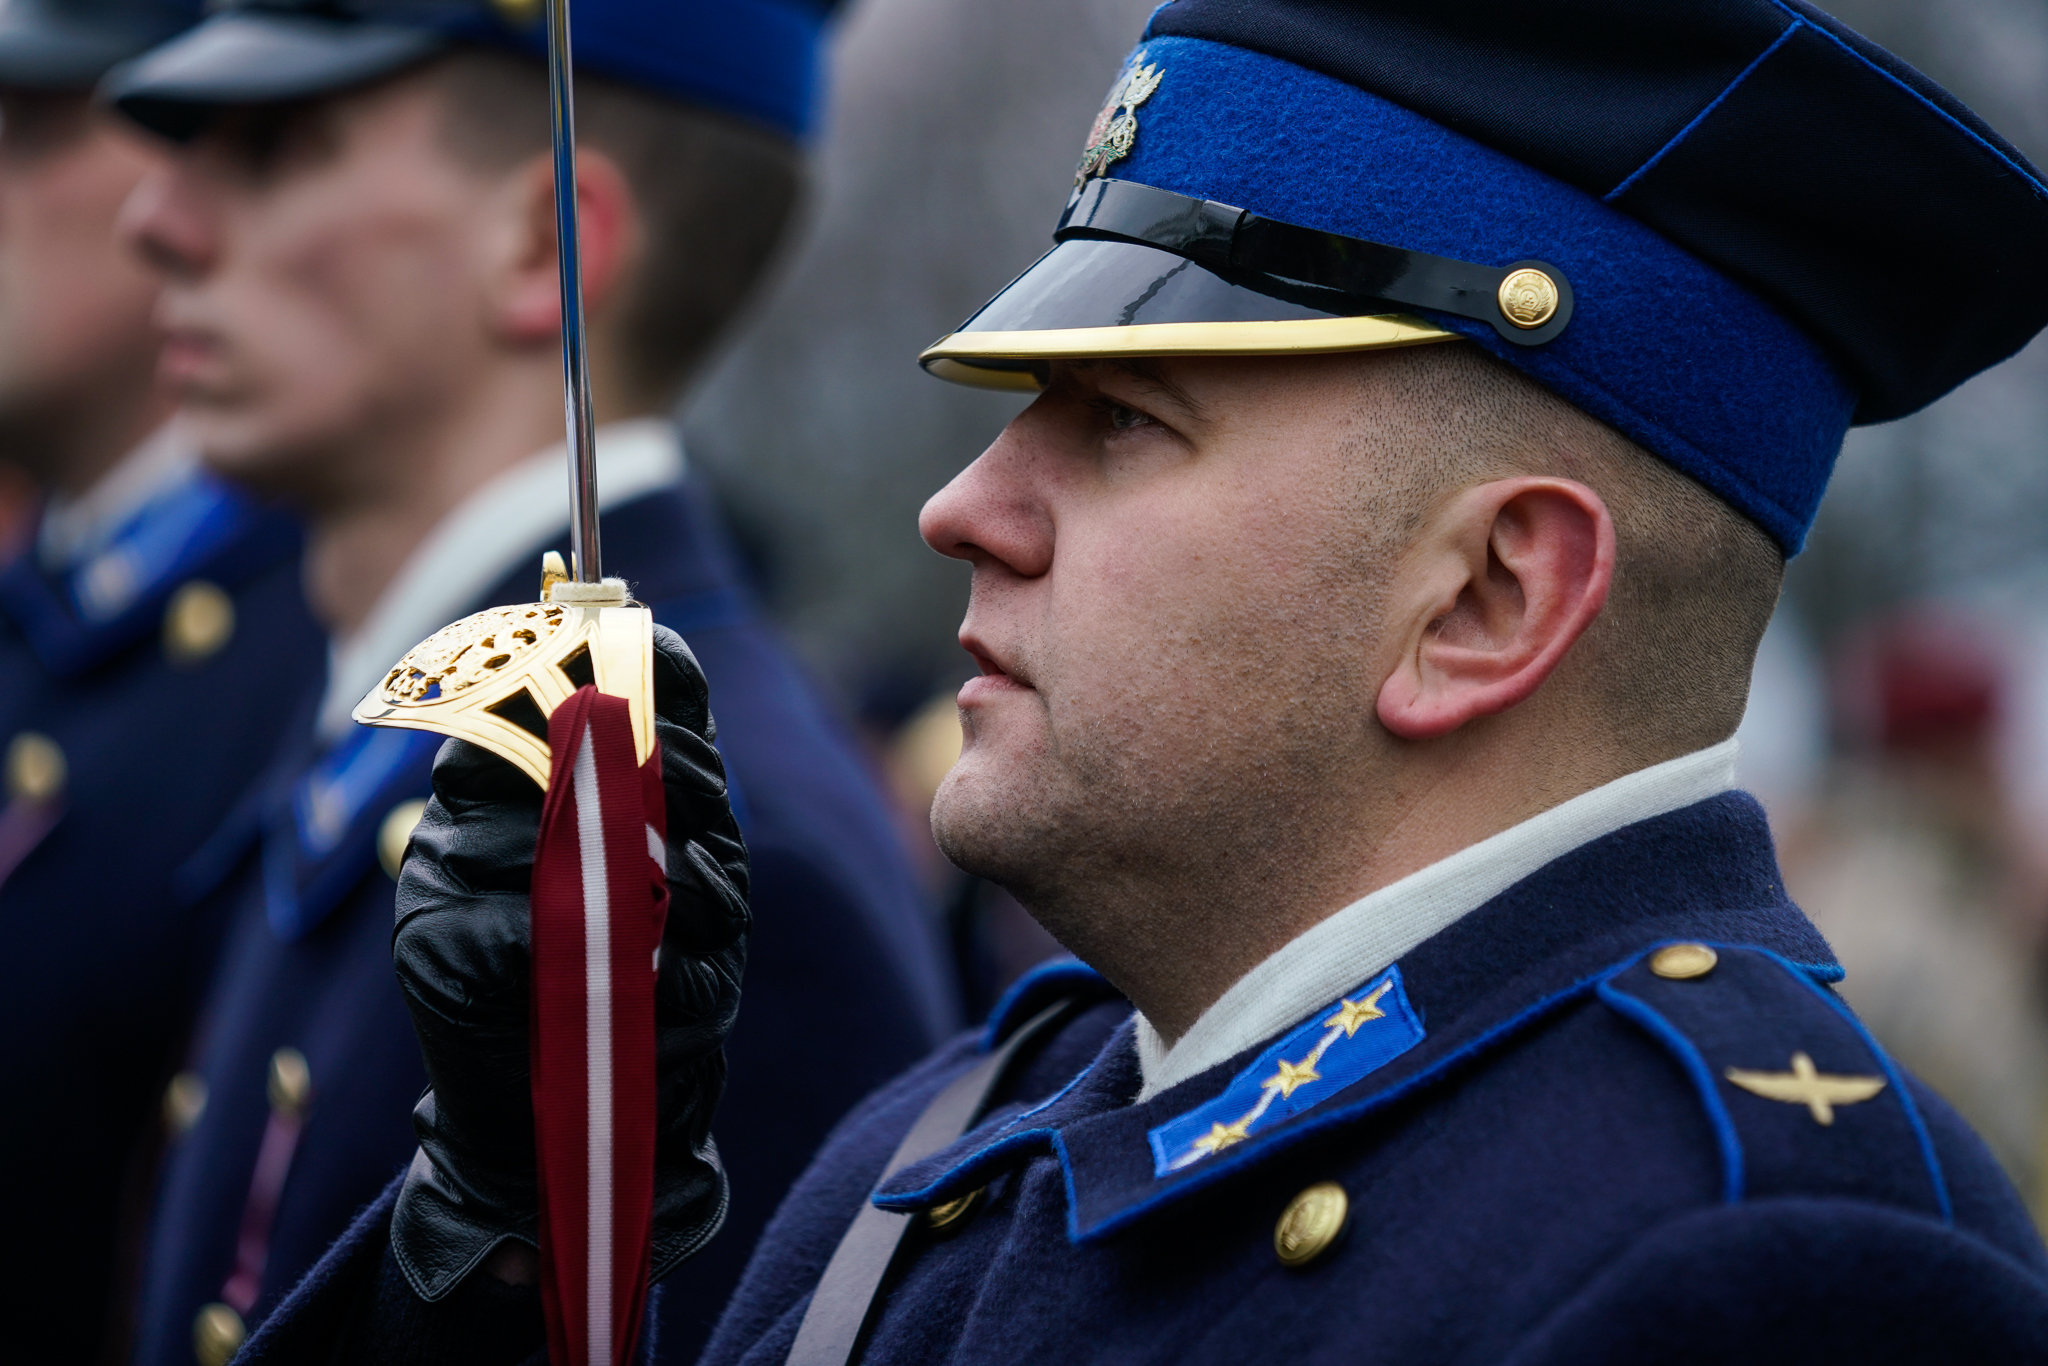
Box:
[193,1302,245,1366]
[1650,943,1719,980]
[163,580,236,665]
[378,798,429,880]
[4,731,65,804]
[1274,1180,1348,1268]
[925,1187,983,1230]
[268,1047,312,1119]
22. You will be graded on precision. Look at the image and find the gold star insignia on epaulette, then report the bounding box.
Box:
[1324,980,1394,1038]
[1191,1119,1252,1155]
[1262,1058,1321,1098]
[1724,1051,1886,1125]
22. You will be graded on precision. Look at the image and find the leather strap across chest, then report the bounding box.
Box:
[784,1000,1071,1366]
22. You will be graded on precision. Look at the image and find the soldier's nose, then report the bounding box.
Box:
[118,160,216,278]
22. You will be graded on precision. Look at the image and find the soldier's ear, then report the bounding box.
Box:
[1375,477,1614,741]
[484,145,641,345]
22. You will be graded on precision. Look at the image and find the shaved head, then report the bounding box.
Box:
[1344,343,1785,758]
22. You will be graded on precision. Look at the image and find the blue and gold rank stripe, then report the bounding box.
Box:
[1148,966,1425,1176]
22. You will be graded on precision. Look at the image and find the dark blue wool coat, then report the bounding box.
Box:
[244,790,2048,1364]
[0,472,321,1363]
[133,474,955,1366]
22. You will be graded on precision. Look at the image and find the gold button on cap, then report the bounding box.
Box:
[164,1071,208,1136]
[163,580,236,665]
[1497,268,1560,329]
[268,1046,312,1119]
[1275,1180,1348,1268]
[4,731,66,804]
[1650,943,1719,980]
[378,798,429,881]
[925,1187,983,1230]
[193,1302,245,1366]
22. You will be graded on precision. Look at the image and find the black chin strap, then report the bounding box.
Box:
[1057,177,1574,346]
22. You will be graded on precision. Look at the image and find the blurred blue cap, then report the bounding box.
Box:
[104,0,835,141]
[0,0,202,89]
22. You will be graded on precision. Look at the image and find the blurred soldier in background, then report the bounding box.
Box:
[0,2,325,1360]
[102,2,953,1360]
[1780,609,2048,1218]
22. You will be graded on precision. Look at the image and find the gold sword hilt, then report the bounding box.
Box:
[351,551,654,788]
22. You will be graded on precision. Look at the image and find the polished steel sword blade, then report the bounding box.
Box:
[548,0,600,584]
[352,0,656,787]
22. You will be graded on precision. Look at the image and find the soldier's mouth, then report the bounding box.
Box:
[958,642,1032,703]
[159,327,225,388]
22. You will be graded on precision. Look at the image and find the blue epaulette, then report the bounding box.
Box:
[1598,942,1950,1222]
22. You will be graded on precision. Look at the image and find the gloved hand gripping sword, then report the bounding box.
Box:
[350,4,684,1360]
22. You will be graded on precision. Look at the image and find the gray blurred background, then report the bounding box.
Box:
[678,0,2048,1220]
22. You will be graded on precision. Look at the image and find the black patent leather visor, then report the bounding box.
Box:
[921,179,1573,391]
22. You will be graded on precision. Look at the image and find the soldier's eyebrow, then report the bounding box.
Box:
[1091,359,1208,425]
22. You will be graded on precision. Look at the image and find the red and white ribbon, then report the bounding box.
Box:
[530,686,668,1366]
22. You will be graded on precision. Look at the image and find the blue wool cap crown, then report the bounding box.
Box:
[921,0,2048,554]
[105,0,835,142]
[0,0,201,88]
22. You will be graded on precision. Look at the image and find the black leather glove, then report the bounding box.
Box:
[387,624,749,1300]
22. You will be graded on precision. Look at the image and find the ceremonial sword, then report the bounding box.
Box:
[351,2,666,1360]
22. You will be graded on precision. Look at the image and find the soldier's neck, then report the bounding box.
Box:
[0,362,177,499]
[302,360,643,639]
[1096,724,1652,1045]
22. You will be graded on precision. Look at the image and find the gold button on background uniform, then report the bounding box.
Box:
[163,579,236,666]
[268,1047,312,1119]
[5,731,66,804]
[163,1071,209,1136]
[378,798,429,880]
[1650,943,1719,980]
[192,1301,244,1366]
[925,1187,983,1230]
[1274,1180,1348,1268]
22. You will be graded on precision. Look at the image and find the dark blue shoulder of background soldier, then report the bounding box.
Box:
[0,464,323,1363]
[132,472,955,1366]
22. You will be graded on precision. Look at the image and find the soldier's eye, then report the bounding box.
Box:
[1105,402,1154,431]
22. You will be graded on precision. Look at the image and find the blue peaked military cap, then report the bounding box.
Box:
[0,0,200,88]
[920,0,2048,554]
[103,0,836,143]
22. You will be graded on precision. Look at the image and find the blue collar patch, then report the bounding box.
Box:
[1147,965,1425,1177]
[263,725,441,942]
[0,468,293,677]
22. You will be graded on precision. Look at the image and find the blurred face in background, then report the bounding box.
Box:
[120,70,507,508]
[0,91,168,483]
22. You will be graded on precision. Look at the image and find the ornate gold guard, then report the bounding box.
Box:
[351,554,654,789]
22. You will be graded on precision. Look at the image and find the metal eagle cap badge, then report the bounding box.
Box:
[1075,54,1164,185]
[351,563,655,790]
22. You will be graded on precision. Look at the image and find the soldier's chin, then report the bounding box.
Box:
[190,416,328,501]
[930,756,1045,889]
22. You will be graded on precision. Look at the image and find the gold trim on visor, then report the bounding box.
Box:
[919,313,1460,389]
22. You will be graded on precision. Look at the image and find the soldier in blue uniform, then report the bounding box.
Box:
[0,2,326,1359]
[243,0,2048,1362]
[98,3,955,1363]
